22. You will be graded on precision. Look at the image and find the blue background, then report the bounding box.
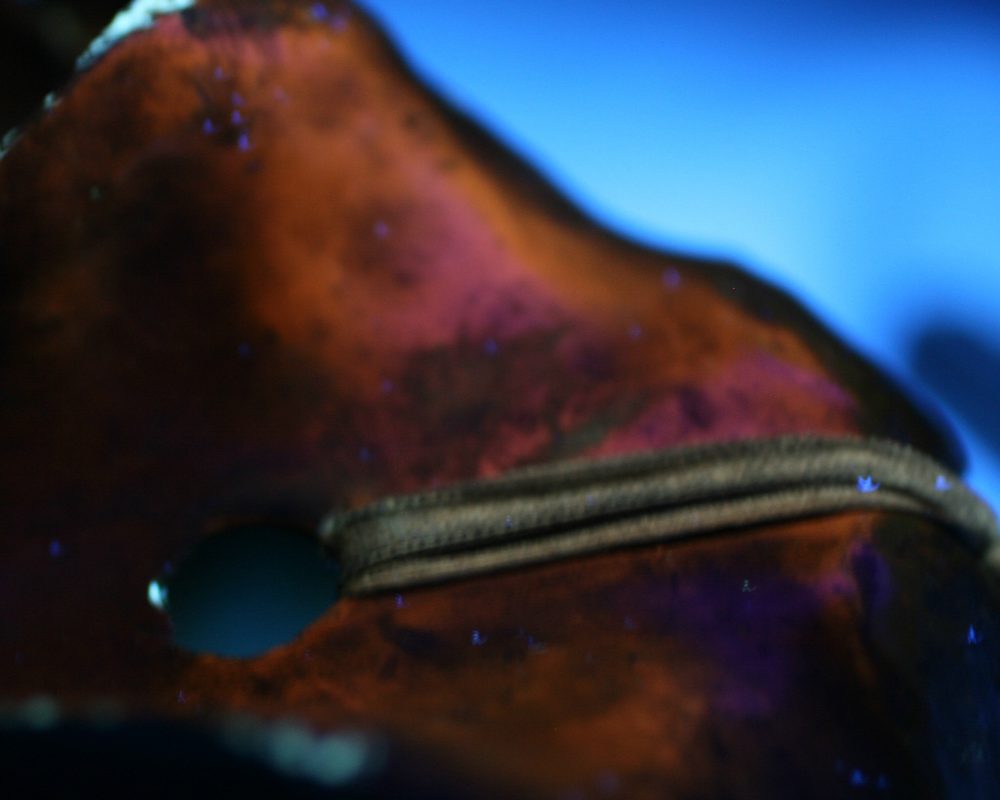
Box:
[360,0,1000,511]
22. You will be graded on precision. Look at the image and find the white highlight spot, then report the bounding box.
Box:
[271,724,370,785]
[0,127,20,161]
[223,719,373,787]
[147,579,168,610]
[20,696,60,730]
[77,0,196,71]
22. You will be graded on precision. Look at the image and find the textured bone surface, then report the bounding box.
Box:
[1,1,996,797]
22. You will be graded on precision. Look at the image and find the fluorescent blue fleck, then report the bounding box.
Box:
[310,2,330,21]
[358,446,373,463]
[237,342,252,359]
[518,629,546,651]
[202,118,216,135]
[662,268,682,290]
[237,132,251,152]
[850,769,867,787]
[373,220,389,239]
[504,515,514,530]
[328,9,349,31]
[231,92,245,107]
[48,540,64,558]
[483,338,499,356]
[935,475,952,491]
[597,770,620,794]
[857,475,880,493]
[876,774,890,790]
[394,593,405,608]
[968,624,983,645]
[231,109,244,125]
[470,629,487,646]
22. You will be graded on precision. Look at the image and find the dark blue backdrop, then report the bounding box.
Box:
[362,0,1000,510]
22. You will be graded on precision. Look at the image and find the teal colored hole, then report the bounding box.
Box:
[153,525,340,658]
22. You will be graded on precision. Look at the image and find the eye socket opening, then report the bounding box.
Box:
[148,521,341,659]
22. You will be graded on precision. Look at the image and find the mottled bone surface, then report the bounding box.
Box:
[1,2,995,797]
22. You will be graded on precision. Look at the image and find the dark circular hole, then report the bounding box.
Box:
[150,525,340,658]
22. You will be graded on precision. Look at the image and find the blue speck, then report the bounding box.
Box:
[597,770,620,795]
[628,323,643,340]
[394,594,406,608]
[935,475,952,491]
[231,109,244,125]
[483,338,499,356]
[213,66,226,81]
[48,540,64,558]
[237,342,252,359]
[876,774,890,790]
[231,92,244,107]
[202,118,216,135]
[857,475,880,493]
[504,515,514,530]
[968,624,983,645]
[237,132,251,152]
[662,268,682,290]
[358,446,373,463]
[373,220,390,239]
[328,9,349,30]
[310,2,349,29]
[380,378,395,394]
[850,769,867,787]
[471,630,487,646]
